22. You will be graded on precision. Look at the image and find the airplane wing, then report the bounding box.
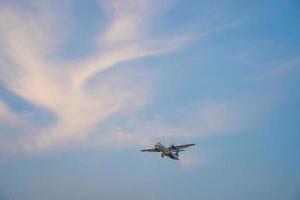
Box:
[140,148,159,152]
[171,144,195,150]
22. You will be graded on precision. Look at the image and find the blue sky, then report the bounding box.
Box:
[0,0,300,199]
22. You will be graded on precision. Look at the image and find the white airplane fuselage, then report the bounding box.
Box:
[155,142,179,160]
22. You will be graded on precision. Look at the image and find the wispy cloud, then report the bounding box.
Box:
[0,0,192,153]
[0,0,270,155]
[87,96,273,151]
[255,59,300,81]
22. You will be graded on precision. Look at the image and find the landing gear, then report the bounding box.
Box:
[161,154,164,158]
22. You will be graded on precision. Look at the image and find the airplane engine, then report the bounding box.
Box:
[171,143,175,149]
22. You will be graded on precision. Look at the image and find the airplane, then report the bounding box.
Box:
[140,142,195,160]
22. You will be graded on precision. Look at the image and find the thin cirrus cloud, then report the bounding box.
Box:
[0,0,193,153]
[0,0,267,155]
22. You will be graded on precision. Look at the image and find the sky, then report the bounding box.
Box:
[0,0,300,199]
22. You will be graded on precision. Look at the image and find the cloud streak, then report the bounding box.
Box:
[0,0,269,155]
[0,0,192,153]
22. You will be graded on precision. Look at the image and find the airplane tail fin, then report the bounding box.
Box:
[172,148,184,159]
[175,149,179,157]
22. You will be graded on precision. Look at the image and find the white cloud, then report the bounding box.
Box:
[0,0,191,153]
[86,99,264,150]
[0,0,268,155]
